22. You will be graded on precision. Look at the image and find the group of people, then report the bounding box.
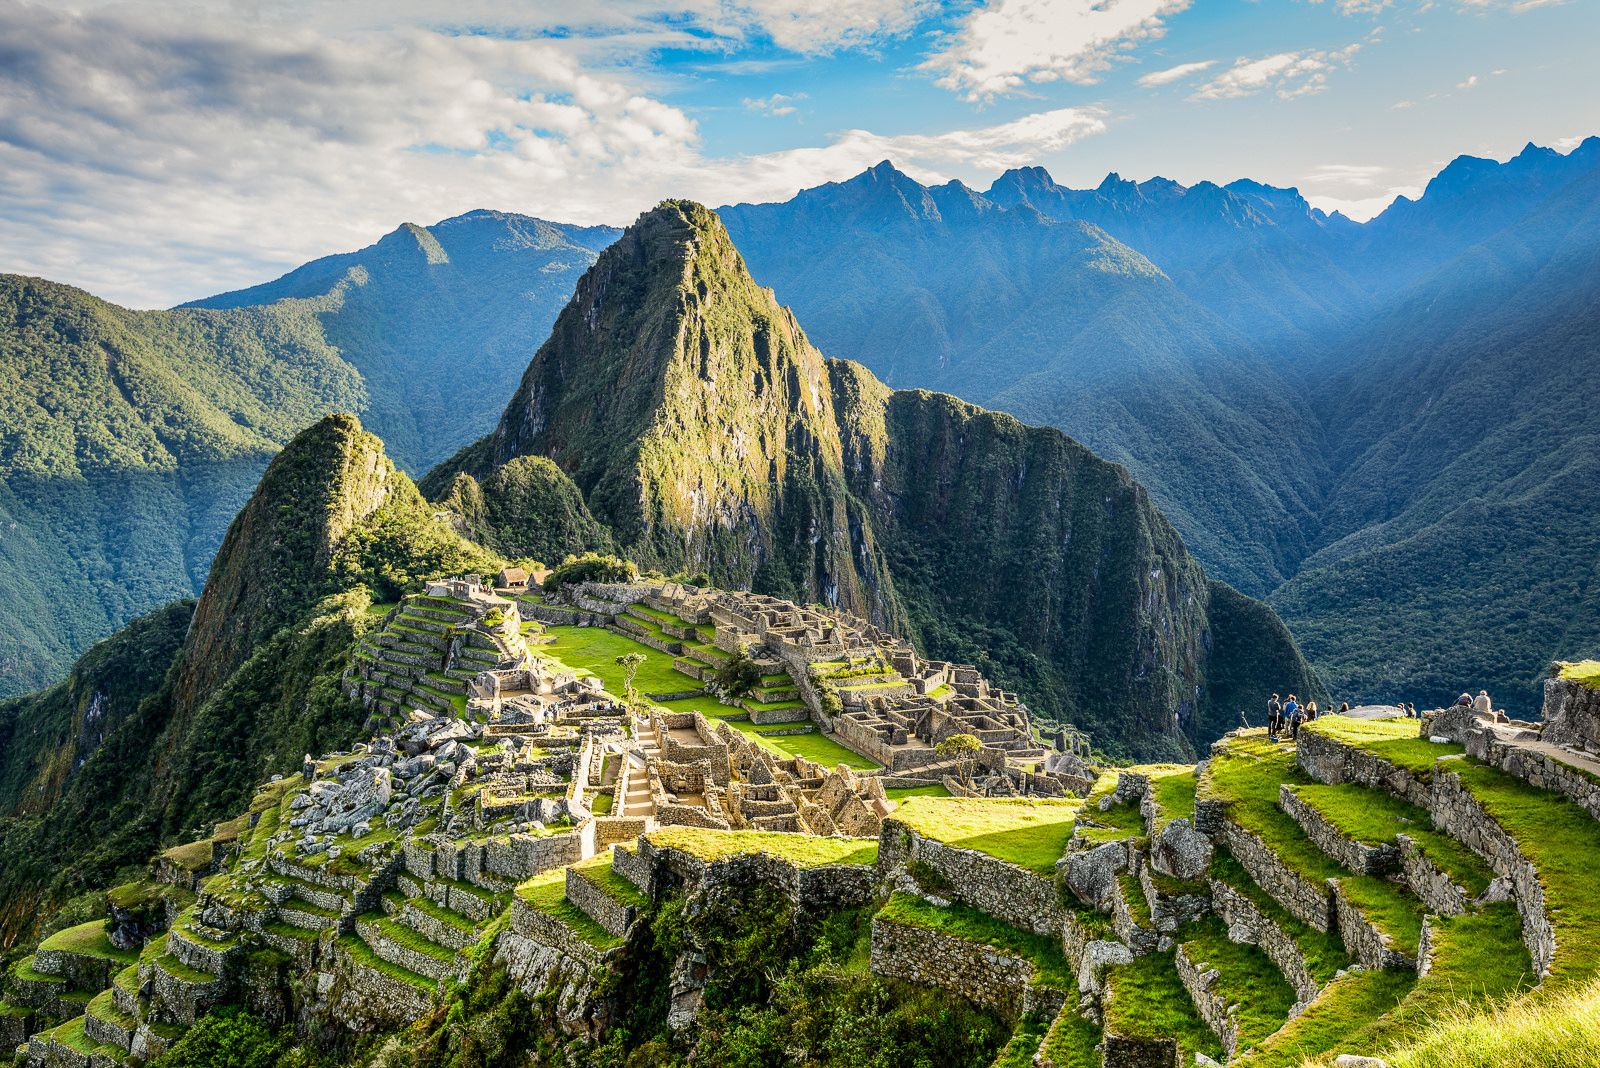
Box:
[1267,693,1351,741]
[1455,689,1502,721]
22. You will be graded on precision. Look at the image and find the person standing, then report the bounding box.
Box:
[1285,694,1301,740]
[1268,693,1283,739]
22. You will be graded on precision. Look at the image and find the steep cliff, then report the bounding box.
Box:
[430,202,1322,756]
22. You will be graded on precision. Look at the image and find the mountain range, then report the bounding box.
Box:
[2,136,1596,720]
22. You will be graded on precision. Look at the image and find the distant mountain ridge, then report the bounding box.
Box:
[718,137,1600,714]
[428,200,1320,757]
[0,212,613,696]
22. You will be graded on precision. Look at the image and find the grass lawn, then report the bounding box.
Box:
[1380,975,1600,1068]
[516,870,622,951]
[539,625,699,696]
[570,855,649,909]
[892,796,1083,875]
[877,891,1071,987]
[1104,950,1225,1065]
[1557,661,1600,689]
[543,625,879,770]
[1454,760,1600,984]
[1233,968,1415,1068]
[647,826,878,868]
[1181,916,1298,1052]
[1144,764,1199,827]
[1300,717,1464,778]
[1210,849,1351,985]
[39,920,138,964]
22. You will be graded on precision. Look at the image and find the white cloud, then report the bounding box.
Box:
[1456,0,1567,11]
[1137,59,1215,87]
[0,5,1108,307]
[1457,74,1480,89]
[1304,188,1420,221]
[1309,0,1392,14]
[921,0,1192,102]
[743,92,807,117]
[1190,44,1361,100]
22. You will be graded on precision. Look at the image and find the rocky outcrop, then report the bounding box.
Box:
[1542,675,1600,753]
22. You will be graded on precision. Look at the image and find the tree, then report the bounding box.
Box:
[615,652,646,702]
[935,733,983,787]
[713,645,762,699]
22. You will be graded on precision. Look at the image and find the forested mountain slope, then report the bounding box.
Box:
[0,214,609,697]
[428,200,1320,757]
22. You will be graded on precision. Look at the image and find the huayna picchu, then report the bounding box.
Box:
[2,197,1596,1068]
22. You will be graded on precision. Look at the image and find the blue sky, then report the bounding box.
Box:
[1,0,1594,307]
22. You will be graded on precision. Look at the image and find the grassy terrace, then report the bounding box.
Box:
[1206,733,1425,953]
[1210,848,1352,985]
[571,855,649,910]
[515,870,622,951]
[647,826,878,868]
[336,933,436,992]
[1292,783,1493,898]
[1557,660,1600,689]
[1299,716,1464,777]
[39,920,139,964]
[892,796,1082,875]
[1104,950,1224,1065]
[1145,764,1199,828]
[1234,968,1415,1068]
[1453,760,1600,984]
[1180,916,1298,1053]
[877,892,1071,988]
[1074,770,1145,843]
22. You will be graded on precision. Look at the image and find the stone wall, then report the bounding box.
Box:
[869,913,1054,1022]
[1467,726,1600,822]
[1279,786,1398,875]
[1542,676,1600,754]
[565,869,635,939]
[1428,768,1555,976]
[1173,942,1239,1059]
[638,838,877,920]
[877,820,1061,936]
[1222,821,1335,932]
[1208,877,1318,1008]
[1295,729,1432,807]
[1332,883,1415,970]
[1396,835,1470,916]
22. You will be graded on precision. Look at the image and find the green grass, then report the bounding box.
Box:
[1204,734,1342,882]
[590,791,615,815]
[571,855,650,909]
[1379,976,1600,1068]
[1290,782,1429,845]
[877,892,1071,988]
[1146,765,1199,826]
[1557,661,1600,689]
[1233,968,1416,1067]
[1040,1001,1102,1068]
[1181,916,1298,1052]
[1210,848,1351,985]
[648,826,878,867]
[714,714,879,770]
[161,837,215,872]
[989,1014,1049,1068]
[1454,760,1600,984]
[39,920,139,964]
[1300,717,1464,778]
[893,796,1082,875]
[1118,872,1153,928]
[154,952,217,983]
[363,914,455,963]
[515,871,623,951]
[1342,902,1533,1057]
[405,895,479,935]
[11,956,65,985]
[1103,950,1224,1064]
[1338,875,1426,957]
[86,988,137,1031]
[885,783,952,802]
[44,1016,106,1056]
[336,933,437,993]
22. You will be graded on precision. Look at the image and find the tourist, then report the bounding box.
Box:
[1456,692,1473,707]
[1306,700,1320,721]
[1285,694,1302,740]
[1473,689,1493,716]
[1268,693,1283,739]
[1405,702,1418,718]
[1338,702,1351,715]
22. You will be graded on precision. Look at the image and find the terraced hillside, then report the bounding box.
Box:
[6,670,1599,1068]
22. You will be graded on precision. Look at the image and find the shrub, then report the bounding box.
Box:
[542,552,639,591]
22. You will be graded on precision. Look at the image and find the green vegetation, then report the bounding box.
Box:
[1454,760,1600,983]
[571,855,649,910]
[1210,848,1351,985]
[431,455,614,565]
[892,796,1082,874]
[515,871,623,951]
[1299,717,1463,777]
[1338,876,1425,957]
[38,919,139,963]
[539,625,696,699]
[1234,968,1416,1067]
[648,826,878,868]
[1180,917,1297,1052]
[1381,977,1600,1068]
[541,552,638,592]
[1103,950,1224,1064]
[1557,660,1600,689]
[885,783,952,802]
[1146,765,1199,827]
[877,892,1071,988]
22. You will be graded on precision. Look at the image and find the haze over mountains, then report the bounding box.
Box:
[1,136,1595,721]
